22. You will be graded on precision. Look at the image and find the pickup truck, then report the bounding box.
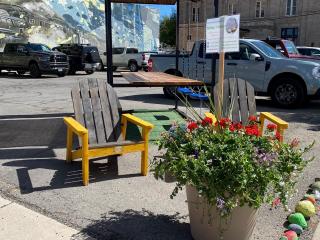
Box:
[99,47,143,72]
[149,39,320,107]
[263,38,320,61]
[0,43,69,77]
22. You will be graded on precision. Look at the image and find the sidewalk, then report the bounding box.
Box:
[0,195,79,240]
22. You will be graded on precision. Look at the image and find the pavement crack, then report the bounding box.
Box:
[0,202,13,209]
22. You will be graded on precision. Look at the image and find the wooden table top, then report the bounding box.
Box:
[121,72,204,87]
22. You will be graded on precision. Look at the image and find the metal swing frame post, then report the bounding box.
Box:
[105,0,113,86]
[174,0,180,109]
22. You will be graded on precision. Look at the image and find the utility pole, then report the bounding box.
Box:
[105,0,113,85]
[175,0,180,74]
[211,0,219,95]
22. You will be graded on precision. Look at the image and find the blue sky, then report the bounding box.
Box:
[142,4,176,18]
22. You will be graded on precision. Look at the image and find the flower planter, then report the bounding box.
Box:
[186,185,258,240]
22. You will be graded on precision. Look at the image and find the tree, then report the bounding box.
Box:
[160,12,176,47]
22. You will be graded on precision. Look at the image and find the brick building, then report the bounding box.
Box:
[179,0,320,51]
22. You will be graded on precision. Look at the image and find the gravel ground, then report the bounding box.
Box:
[0,71,320,239]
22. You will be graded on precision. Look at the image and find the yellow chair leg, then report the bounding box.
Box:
[141,129,149,176]
[82,133,89,186]
[66,127,73,163]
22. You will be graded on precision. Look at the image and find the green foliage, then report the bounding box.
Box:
[160,12,176,47]
[152,118,314,217]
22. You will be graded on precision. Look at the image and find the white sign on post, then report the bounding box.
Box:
[206,14,240,53]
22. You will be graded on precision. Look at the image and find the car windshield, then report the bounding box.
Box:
[28,44,51,52]
[284,41,299,54]
[251,41,285,58]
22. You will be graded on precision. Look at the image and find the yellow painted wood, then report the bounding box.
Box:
[122,114,154,129]
[260,112,288,128]
[121,116,128,140]
[64,117,88,135]
[82,133,89,186]
[204,112,217,124]
[64,114,153,185]
[66,127,73,162]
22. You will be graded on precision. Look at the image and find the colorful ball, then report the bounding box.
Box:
[288,224,303,235]
[303,195,316,205]
[288,212,308,229]
[295,200,316,217]
[283,230,298,240]
[311,181,320,191]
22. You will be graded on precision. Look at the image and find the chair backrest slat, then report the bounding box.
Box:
[88,79,106,143]
[214,78,257,125]
[106,84,122,142]
[79,80,97,144]
[71,79,122,145]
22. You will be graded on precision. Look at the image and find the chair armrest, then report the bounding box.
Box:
[260,112,288,130]
[64,117,88,136]
[121,114,154,130]
[204,112,217,124]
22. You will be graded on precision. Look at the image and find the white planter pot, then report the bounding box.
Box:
[186,185,257,240]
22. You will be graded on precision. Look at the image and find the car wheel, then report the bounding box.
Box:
[29,63,41,78]
[163,87,177,99]
[128,62,138,72]
[96,60,104,71]
[85,70,94,75]
[271,77,306,108]
[57,72,66,77]
[17,70,26,76]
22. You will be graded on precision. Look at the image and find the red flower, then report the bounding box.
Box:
[275,131,282,141]
[187,122,198,131]
[229,122,243,132]
[248,115,257,122]
[216,118,231,128]
[201,117,213,126]
[272,197,281,208]
[245,124,260,136]
[290,138,300,148]
[267,123,277,131]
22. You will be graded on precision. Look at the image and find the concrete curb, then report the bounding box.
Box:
[0,195,79,240]
[312,222,320,240]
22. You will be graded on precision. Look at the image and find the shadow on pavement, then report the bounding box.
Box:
[71,209,191,240]
[1,148,140,194]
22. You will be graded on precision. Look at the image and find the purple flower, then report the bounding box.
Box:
[216,197,225,209]
[253,148,278,166]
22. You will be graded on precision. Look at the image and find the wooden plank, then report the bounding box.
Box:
[229,78,240,123]
[237,78,250,124]
[71,86,85,146]
[246,81,257,116]
[222,79,230,118]
[79,80,97,144]
[97,79,115,142]
[106,83,122,142]
[88,79,106,144]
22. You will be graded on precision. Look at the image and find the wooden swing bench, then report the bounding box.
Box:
[64,78,154,186]
[205,78,289,140]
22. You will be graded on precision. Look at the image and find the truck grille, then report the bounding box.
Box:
[50,55,67,63]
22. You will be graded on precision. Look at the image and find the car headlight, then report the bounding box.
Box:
[312,66,320,79]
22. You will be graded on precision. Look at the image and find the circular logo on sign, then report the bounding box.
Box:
[226,17,238,34]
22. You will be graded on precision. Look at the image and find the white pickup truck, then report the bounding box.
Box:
[148,39,320,107]
[99,47,143,72]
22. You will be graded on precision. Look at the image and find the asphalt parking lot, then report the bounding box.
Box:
[0,71,320,240]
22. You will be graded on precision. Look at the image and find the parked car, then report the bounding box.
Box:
[263,37,320,61]
[141,51,158,71]
[297,46,320,58]
[149,39,320,107]
[0,43,69,77]
[52,44,100,75]
[100,47,143,72]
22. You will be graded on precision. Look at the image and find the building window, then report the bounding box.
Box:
[281,27,299,42]
[286,0,297,16]
[192,7,200,22]
[256,1,265,18]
